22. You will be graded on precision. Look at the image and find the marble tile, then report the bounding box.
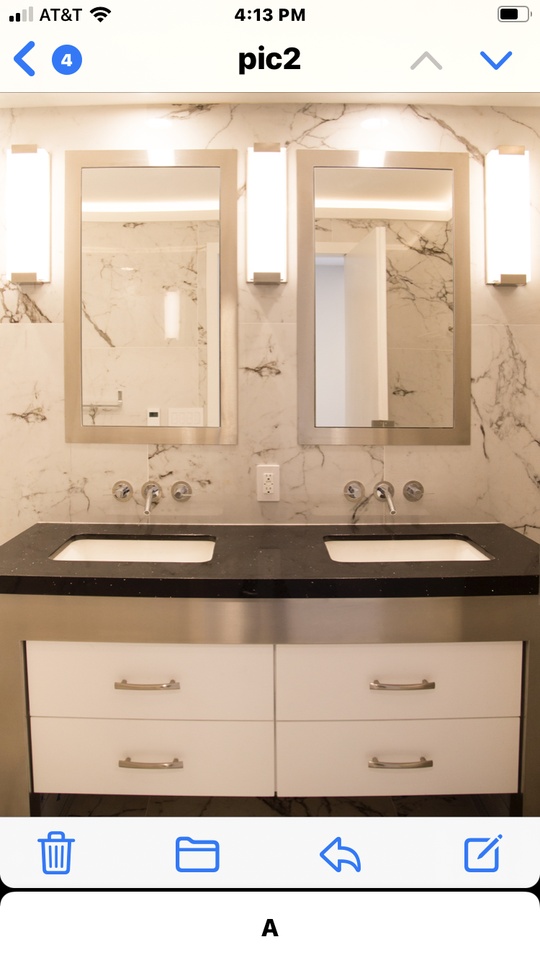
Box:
[256,796,397,817]
[387,348,453,429]
[471,795,511,817]
[81,219,217,427]
[0,325,71,544]
[39,793,72,816]
[392,794,482,817]
[39,793,509,817]
[238,281,297,326]
[68,442,150,523]
[0,100,539,538]
[316,216,454,428]
[144,320,384,524]
[146,796,216,817]
[41,794,150,817]
[471,324,540,540]
[383,413,493,526]
[0,279,53,323]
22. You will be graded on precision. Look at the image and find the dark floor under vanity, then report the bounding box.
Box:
[35,793,514,817]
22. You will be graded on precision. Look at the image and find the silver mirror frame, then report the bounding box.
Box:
[64,149,237,444]
[297,150,471,445]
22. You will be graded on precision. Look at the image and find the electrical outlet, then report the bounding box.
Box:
[256,464,280,502]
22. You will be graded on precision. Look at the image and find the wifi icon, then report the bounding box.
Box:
[90,6,111,20]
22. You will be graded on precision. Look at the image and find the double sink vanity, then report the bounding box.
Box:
[2,144,538,815]
[0,520,538,816]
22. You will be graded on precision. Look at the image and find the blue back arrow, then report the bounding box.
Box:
[320,837,361,873]
[14,41,35,77]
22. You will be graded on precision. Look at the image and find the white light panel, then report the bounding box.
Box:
[164,288,180,339]
[246,146,287,282]
[6,146,50,283]
[485,147,531,284]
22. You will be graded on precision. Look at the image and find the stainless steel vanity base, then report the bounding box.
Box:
[1,593,539,816]
[0,635,33,817]
[0,593,538,646]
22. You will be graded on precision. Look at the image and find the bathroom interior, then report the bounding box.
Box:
[0,93,539,819]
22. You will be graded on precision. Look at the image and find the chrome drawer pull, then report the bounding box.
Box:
[369,756,433,769]
[119,757,184,770]
[114,679,180,691]
[369,679,435,691]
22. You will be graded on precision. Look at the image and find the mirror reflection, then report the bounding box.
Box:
[314,166,454,429]
[80,166,220,428]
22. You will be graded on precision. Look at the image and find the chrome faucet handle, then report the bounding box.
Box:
[171,481,193,502]
[343,480,365,502]
[374,481,396,515]
[141,481,162,516]
[112,480,133,502]
[403,480,424,502]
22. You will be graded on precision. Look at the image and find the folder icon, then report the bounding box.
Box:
[175,836,220,873]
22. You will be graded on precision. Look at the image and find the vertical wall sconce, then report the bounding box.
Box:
[485,145,530,285]
[246,143,287,283]
[6,144,51,283]
[164,287,181,339]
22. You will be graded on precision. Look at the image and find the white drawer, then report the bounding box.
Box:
[276,718,520,796]
[30,717,275,796]
[276,642,522,720]
[26,642,273,721]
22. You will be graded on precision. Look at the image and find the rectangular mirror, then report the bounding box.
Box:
[297,151,471,445]
[64,150,237,443]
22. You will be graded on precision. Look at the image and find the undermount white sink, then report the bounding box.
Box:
[52,538,215,563]
[325,538,491,563]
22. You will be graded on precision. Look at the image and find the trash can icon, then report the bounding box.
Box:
[38,830,75,875]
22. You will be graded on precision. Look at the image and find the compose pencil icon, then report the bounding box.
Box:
[477,834,503,860]
[464,834,503,873]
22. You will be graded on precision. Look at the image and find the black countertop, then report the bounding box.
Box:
[0,522,536,599]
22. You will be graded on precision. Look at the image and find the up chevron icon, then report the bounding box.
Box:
[480,51,512,69]
[410,51,443,70]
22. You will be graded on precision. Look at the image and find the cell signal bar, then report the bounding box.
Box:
[9,6,33,21]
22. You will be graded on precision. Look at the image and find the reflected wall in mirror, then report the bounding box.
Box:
[65,150,237,444]
[315,167,454,428]
[81,167,220,429]
[298,151,470,446]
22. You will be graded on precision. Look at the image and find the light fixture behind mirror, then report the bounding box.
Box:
[64,149,237,444]
[297,150,471,446]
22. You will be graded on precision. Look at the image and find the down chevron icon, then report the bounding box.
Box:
[480,51,513,70]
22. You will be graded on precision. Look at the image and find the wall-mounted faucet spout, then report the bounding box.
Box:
[141,482,162,516]
[374,481,396,516]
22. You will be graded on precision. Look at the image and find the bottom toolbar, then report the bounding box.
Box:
[1,817,538,889]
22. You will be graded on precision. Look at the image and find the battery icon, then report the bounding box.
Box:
[498,6,530,19]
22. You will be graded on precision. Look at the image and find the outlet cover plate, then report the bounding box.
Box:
[256,464,280,501]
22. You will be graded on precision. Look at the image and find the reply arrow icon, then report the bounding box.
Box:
[14,41,35,77]
[320,837,361,873]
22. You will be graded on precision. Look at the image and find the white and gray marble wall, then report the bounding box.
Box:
[81,218,216,427]
[0,101,540,543]
[386,218,454,428]
[315,215,454,427]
